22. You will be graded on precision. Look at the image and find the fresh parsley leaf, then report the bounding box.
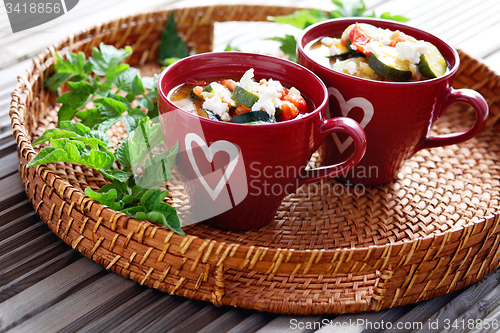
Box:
[116,139,131,171]
[139,189,184,235]
[115,67,140,92]
[128,118,164,168]
[89,43,132,83]
[270,8,329,29]
[266,35,297,62]
[84,187,123,211]
[158,11,189,63]
[38,42,184,235]
[267,0,409,62]
[160,58,181,67]
[44,52,91,92]
[380,12,410,22]
[56,81,97,125]
[32,127,108,149]
[224,42,241,52]
[136,142,179,188]
[99,169,130,183]
[27,138,114,170]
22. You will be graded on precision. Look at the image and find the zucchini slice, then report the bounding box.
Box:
[419,42,447,79]
[197,108,221,121]
[368,48,412,82]
[190,88,203,102]
[229,111,271,124]
[347,39,366,58]
[231,86,260,108]
[203,84,214,93]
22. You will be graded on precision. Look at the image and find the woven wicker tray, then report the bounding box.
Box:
[9,5,500,315]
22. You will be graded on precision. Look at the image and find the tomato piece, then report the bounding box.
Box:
[235,105,251,115]
[279,87,289,100]
[193,86,204,98]
[221,79,236,92]
[279,102,299,121]
[284,93,308,114]
[389,31,412,47]
[349,23,371,56]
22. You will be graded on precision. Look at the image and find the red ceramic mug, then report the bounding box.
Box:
[297,18,489,185]
[157,52,367,230]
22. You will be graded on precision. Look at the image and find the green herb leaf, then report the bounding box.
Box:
[32,127,108,149]
[99,169,130,183]
[27,139,114,170]
[139,189,184,235]
[128,118,164,167]
[44,52,90,92]
[224,42,241,52]
[116,139,131,171]
[266,35,297,62]
[136,142,179,188]
[270,9,329,29]
[56,80,97,124]
[84,187,123,211]
[89,43,132,83]
[115,67,140,92]
[160,58,181,67]
[158,11,189,63]
[380,12,410,22]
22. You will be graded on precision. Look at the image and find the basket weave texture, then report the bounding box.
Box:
[9,5,500,315]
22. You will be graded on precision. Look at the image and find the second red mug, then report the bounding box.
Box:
[297,18,489,185]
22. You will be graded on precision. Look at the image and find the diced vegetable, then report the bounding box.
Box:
[191,86,204,102]
[348,23,372,57]
[367,47,412,82]
[229,110,271,124]
[231,85,260,108]
[284,92,308,113]
[419,42,447,79]
[197,108,221,121]
[203,84,214,93]
[235,105,252,115]
[278,102,299,121]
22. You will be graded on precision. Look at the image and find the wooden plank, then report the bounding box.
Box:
[163,303,229,333]
[444,283,500,333]
[105,292,186,333]
[197,309,258,333]
[56,283,151,333]
[0,173,27,212]
[411,268,500,333]
[0,151,20,180]
[5,273,137,333]
[68,288,168,333]
[133,299,215,333]
[0,210,40,243]
[255,315,322,333]
[0,250,79,304]
[0,258,104,332]
[379,292,458,333]
[0,233,68,287]
[0,220,50,258]
[226,313,279,333]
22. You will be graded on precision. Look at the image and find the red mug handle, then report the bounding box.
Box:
[421,88,489,150]
[298,117,367,186]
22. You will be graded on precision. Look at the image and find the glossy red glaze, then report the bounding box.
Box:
[297,18,489,185]
[157,52,366,230]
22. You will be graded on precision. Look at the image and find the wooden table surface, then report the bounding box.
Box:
[1,0,500,332]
